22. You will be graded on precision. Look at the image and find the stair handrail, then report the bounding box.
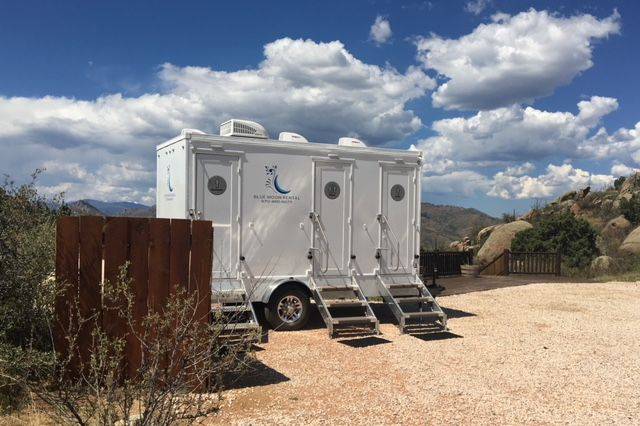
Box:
[311,211,351,275]
[377,213,408,273]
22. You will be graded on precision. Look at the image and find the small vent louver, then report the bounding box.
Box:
[219,119,269,139]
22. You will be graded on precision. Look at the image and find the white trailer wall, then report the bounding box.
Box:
[157,133,422,299]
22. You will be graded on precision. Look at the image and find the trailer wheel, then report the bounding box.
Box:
[265,287,310,331]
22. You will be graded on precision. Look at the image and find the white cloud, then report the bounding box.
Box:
[37,160,156,204]
[415,9,620,110]
[370,16,392,45]
[0,37,435,202]
[422,170,491,197]
[417,96,637,200]
[579,122,640,163]
[423,162,614,200]
[611,163,640,177]
[417,96,620,164]
[465,0,491,15]
[503,162,535,177]
[488,163,613,199]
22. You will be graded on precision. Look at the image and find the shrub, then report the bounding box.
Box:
[614,176,626,191]
[0,171,67,410]
[501,212,516,223]
[10,265,252,424]
[620,193,640,225]
[511,212,598,269]
[0,172,253,420]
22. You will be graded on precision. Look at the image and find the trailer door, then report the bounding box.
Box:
[379,164,418,274]
[195,154,239,279]
[312,160,353,277]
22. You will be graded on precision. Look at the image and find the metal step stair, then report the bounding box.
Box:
[211,278,265,346]
[310,275,380,338]
[375,272,447,334]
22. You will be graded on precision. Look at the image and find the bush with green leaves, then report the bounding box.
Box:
[0,171,67,410]
[613,176,626,191]
[620,193,640,225]
[501,212,516,223]
[0,171,254,420]
[511,212,598,269]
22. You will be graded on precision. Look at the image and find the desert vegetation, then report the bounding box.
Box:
[0,173,252,423]
[452,173,640,280]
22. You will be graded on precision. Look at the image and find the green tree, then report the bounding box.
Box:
[511,212,598,268]
[620,193,640,225]
[613,176,626,191]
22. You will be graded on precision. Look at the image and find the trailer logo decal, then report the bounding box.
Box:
[265,165,291,195]
[166,165,174,193]
[253,164,300,205]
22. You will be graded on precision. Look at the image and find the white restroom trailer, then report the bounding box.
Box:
[156,120,446,339]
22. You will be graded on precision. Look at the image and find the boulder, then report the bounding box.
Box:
[449,237,472,252]
[580,186,591,198]
[620,226,640,254]
[559,199,575,211]
[602,215,631,238]
[570,203,582,216]
[477,224,498,243]
[590,255,615,274]
[476,220,533,265]
[619,173,640,200]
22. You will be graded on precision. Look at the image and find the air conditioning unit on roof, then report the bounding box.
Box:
[220,119,269,139]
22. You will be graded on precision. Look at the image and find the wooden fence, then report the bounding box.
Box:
[479,249,561,276]
[508,251,561,275]
[420,250,473,277]
[54,216,213,379]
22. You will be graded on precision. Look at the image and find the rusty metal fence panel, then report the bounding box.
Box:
[420,251,474,277]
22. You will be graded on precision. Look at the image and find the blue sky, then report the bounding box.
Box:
[1,0,638,216]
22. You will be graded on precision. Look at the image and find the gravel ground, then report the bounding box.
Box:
[210,281,640,425]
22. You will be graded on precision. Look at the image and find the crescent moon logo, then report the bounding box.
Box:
[274,175,291,194]
[167,165,174,192]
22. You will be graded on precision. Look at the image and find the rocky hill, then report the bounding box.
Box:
[470,172,640,270]
[522,173,639,232]
[420,202,500,250]
[67,199,155,217]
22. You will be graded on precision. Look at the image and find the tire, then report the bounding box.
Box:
[265,286,310,331]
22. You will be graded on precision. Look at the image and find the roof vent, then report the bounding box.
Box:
[278,132,309,143]
[220,119,269,139]
[338,137,367,148]
[180,128,206,136]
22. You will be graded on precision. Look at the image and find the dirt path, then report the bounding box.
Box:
[210,282,640,425]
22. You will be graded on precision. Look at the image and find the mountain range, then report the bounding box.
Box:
[67,199,156,218]
[420,202,500,250]
[68,199,498,248]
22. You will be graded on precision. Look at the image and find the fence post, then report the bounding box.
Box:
[503,249,510,275]
[555,251,562,276]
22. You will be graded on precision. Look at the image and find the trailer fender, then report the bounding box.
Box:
[260,279,312,304]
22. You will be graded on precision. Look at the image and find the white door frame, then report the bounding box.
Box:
[377,161,420,274]
[194,152,242,279]
[310,158,354,278]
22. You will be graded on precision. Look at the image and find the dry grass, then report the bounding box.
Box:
[210,281,640,425]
